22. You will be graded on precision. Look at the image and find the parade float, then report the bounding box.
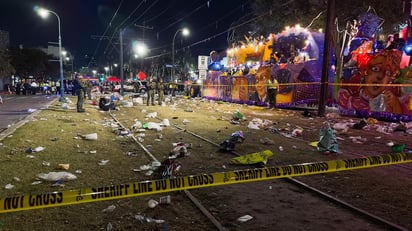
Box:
[204,10,412,122]
[337,11,412,121]
[204,24,333,108]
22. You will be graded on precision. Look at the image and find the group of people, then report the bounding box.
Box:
[146,77,165,106]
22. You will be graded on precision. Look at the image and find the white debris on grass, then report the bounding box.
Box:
[146,112,157,118]
[83,133,98,140]
[98,160,110,165]
[102,205,116,213]
[37,171,77,181]
[5,183,14,189]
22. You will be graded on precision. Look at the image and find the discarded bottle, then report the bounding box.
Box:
[159,195,171,204]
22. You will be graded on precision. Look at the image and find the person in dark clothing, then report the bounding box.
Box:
[267,75,279,109]
[157,79,165,105]
[147,77,157,106]
[73,75,86,112]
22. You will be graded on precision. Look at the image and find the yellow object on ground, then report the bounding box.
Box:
[231,150,273,165]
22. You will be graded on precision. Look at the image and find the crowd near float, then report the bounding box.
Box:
[202,10,412,122]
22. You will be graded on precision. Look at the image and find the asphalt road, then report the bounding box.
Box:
[0,94,58,139]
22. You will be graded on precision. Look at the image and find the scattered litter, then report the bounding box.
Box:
[184,107,193,112]
[131,121,143,130]
[145,170,153,176]
[102,205,116,213]
[146,112,157,118]
[143,122,163,131]
[161,119,170,126]
[158,159,182,178]
[352,118,367,130]
[148,199,159,208]
[26,155,35,158]
[259,137,275,145]
[237,215,253,223]
[50,137,59,141]
[37,171,77,181]
[27,108,37,113]
[31,181,42,185]
[139,165,151,171]
[126,151,138,157]
[231,150,273,165]
[58,164,70,170]
[317,121,338,154]
[182,119,190,124]
[232,111,243,120]
[5,183,14,189]
[98,160,110,166]
[51,179,65,187]
[278,146,284,152]
[89,150,97,154]
[75,170,82,174]
[392,144,405,153]
[159,195,171,204]
[106,222,113,231]
[83,133,98,140]
[13,177,21,182]
[169,143,190,159]
[386,141,394,147]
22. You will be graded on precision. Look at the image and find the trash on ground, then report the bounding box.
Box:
[148,199,159,208]
[231,150,273,165]
[169,143,190,158]
[146,112,157,118]
[317,121,339,154]
[37,171,77,181]
[83,133,98,140]
[102,205,116,213]
[392,144,405,153]
[158,158,182,178]
[98,160,109,166]
[237,214,253,223]
[5,183,14,190]
[58,164,70,170]
[51,179,65,187]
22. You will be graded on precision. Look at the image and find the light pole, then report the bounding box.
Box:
[35,6,65,102]
[172,28,189,83]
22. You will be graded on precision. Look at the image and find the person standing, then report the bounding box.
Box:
[147,77,156,106]
[73,75,86,112]
[267,75,279,109]
[157,79,165,105]
[85,80,93,100]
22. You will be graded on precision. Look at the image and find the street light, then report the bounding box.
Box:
[34,6,65,102]
[172,28,189,83]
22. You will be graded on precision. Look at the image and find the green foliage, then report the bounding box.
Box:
[0,49,15,77]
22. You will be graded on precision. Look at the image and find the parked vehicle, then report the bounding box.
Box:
[113,80,146,94]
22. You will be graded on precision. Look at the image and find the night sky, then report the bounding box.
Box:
[0,0,252,67]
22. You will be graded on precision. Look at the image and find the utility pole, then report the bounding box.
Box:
[119,28,124,96]
[318,0,335,117]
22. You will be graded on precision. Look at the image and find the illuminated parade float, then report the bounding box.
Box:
[203,11,412,122]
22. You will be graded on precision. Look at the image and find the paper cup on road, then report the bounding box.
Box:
[84,133,98,140]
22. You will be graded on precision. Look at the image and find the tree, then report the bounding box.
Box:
[0,48,15,78]
[9,47,58,81]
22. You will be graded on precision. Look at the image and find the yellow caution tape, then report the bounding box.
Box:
[1,153,411,213]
